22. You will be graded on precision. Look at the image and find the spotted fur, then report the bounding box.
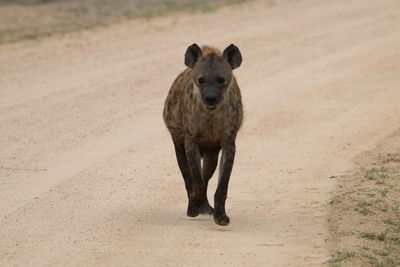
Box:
[163,44,243,226]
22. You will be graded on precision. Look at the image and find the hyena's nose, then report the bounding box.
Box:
[205,95,218,105]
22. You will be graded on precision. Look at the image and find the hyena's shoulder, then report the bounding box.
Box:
[163,68,193,140]
[224,76,243,131]
[166,68,192,102]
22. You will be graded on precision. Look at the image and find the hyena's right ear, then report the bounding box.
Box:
[184,43,203,68]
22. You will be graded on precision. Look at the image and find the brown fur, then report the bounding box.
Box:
[163,44,243,226]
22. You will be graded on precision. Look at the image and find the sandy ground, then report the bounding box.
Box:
[1,0,400,265]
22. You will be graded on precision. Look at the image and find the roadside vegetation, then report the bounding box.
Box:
[0,0,255,44]
[327,129,400,266]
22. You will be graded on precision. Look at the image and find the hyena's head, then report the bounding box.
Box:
[184,43,242,110]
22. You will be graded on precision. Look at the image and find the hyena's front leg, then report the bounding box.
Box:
[198,151,219,215]
[184,137,207,210]
[214,138,236,226]
[173,141,199,217]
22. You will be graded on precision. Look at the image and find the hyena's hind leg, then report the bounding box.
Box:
[173,141,200,217]
[198,150,219,215]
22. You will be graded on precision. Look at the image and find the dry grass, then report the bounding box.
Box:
[0,0,255,44]
[327,129,400,266]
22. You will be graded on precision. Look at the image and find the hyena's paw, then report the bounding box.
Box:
[186,202,200,217]
[198,201,214,215]
[214,213,230,226]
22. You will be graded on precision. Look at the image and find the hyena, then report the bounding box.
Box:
[163,43,243,226]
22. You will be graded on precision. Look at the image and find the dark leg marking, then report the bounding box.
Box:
[214,140,236,226]
[184,138,207,208]
[173,141,198,217]
[198,151,219,215]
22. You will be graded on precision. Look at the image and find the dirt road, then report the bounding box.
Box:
[1,0,400,265]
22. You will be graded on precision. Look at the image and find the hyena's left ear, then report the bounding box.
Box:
[223,44,242,69]
[185,43,203,68]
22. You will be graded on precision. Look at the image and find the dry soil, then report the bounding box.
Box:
[1,0,400,265]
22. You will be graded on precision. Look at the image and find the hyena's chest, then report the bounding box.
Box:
[188,112,224,147]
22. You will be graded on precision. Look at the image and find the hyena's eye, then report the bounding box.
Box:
[198,77,205,85]
[217,77,225,84]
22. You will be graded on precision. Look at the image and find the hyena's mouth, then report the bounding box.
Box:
[207,105,218,110]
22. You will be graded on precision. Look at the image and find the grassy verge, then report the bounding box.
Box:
[0,0,255,44]
[327,129,400,266]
